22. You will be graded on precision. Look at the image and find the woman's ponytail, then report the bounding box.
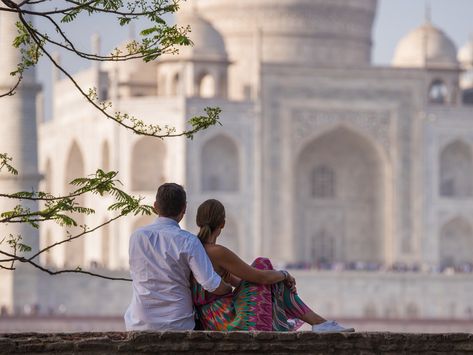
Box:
[197,224,212,244]
[196,199,226,245]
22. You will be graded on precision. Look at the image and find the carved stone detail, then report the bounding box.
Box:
[292,108,392,154]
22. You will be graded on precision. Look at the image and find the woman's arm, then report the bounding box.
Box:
[206,245,287,285]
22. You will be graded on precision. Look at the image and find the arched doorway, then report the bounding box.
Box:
[295,127,385,264]
[201,134,240,192]
[64,141,85,267]
[439,140,473,198]
[439,216,473,267]
[197,72,216,98]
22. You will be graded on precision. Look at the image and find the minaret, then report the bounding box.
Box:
[0,6,42,314]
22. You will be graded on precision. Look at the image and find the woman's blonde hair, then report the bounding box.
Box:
[196,199,226,244]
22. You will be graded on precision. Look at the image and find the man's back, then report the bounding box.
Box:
[124,217,220,330]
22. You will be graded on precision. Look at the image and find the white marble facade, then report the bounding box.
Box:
[2,0,473,317]
[37,0,473,270]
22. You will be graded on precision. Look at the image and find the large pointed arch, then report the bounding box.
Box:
[295,126,385,264]
[201,134,240,192]
[130,137,166,191]
[439,140,473,198]
[64,141,85,267]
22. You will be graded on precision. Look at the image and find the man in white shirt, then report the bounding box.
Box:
[124,183,231,330]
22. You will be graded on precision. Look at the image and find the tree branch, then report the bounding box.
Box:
[0,74,23,98]
[0,250,131,281]
[29,16,166,62]
[17,12,219,139]
[28,213,125,261]
[0,172,116,201]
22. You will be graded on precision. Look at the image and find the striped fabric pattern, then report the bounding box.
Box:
[191,257,310,331]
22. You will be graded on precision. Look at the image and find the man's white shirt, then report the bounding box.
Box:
[124,217,221,330]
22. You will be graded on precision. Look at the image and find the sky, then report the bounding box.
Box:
[35,0,473,119]
[372,0,473,65]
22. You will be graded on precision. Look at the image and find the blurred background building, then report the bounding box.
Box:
[1,0,473,332]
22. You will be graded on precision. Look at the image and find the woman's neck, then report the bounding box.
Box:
[205,231,219,245]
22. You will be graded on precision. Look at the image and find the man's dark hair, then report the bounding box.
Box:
[155,183,186,217]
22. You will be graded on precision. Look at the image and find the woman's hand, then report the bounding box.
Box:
[221,270,241,287]
[284,272,297,293]
[221,270,232,283]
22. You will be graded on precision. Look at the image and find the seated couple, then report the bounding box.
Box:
[124,183,353,333]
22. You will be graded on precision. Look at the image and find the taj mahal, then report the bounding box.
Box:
[1,0,473,328]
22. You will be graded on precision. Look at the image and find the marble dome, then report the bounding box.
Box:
[175,12,227,61]
[458,38,473,68]
[184,0,378,67]
[393,22,459,69]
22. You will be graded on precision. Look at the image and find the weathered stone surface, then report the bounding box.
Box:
[214,342,240,351]
[75,337,114,351]
[0,331,472,354]
[0,338,15,353]
[456,342,473,351]
[445,333,473,342]
[254,331,275,340]
[225,331,253,341]
[207,331,225,339]
[128,331,162,344]
[276,332,298,341]
[44,341,75,351]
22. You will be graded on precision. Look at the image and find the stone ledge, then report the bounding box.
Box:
[0,331,472,354]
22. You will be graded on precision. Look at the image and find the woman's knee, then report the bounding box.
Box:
[252,257,274,270]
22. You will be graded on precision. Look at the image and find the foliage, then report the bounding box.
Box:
[0,155,154,280]
[1,0,221,138]
[0,0,221,280]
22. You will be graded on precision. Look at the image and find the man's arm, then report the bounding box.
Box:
[188,238,232,295]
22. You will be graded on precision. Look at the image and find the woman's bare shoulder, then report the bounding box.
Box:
[204,244,233,258]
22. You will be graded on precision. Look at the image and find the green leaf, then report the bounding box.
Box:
[17,243,32,253]
[119,17,132,26]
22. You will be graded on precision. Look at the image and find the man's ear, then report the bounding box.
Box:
[176,204,186,222]
[153,201,159,215]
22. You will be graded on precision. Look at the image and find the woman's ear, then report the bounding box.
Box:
[221,220,226,229]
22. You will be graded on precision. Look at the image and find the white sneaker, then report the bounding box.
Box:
[312,320,355,333]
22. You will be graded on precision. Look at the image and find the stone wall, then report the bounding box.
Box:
[2,316,473,334]
[1,332,473,354]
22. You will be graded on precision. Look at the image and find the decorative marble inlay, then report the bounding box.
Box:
[292,108,392,153]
